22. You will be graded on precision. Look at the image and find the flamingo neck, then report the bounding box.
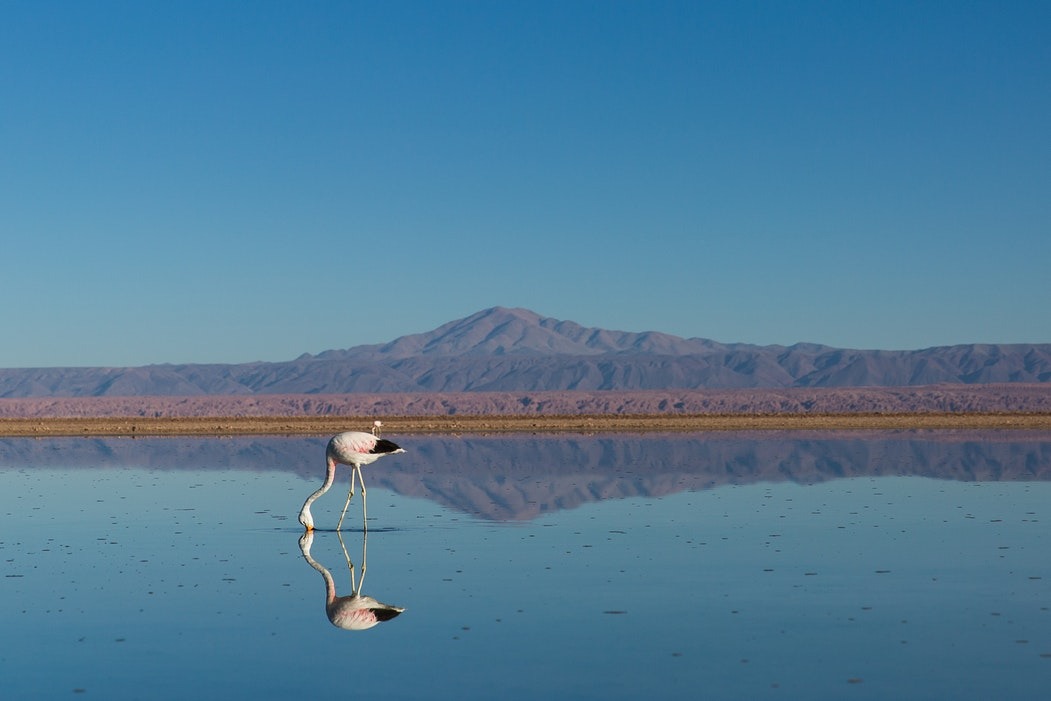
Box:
[299,459,337,529]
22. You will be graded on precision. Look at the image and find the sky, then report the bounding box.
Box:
[2,1,1048,368]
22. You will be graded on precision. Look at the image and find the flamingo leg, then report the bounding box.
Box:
[336,469,358,531]
[358,467,369,531]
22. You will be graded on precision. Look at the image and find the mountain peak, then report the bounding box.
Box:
[336,307,722,360]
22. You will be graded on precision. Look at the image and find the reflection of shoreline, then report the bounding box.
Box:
[2,433,1050,521]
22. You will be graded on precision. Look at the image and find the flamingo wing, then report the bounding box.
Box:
[330,431,404,459]
[331,431,378,455]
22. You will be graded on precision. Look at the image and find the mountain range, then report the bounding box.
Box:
[1,306,1049,398]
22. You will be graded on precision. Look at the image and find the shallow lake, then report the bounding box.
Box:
[2,431,1050,700]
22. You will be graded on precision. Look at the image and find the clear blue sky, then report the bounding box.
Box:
[2,1,1048,368]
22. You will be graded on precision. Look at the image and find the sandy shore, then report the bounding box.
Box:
[1,413,1049,437]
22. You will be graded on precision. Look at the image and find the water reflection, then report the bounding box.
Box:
[1,431,1049,521]
[298,529,405,631]
[1,432,1049,700]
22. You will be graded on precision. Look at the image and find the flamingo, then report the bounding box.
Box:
[298,426,406,531]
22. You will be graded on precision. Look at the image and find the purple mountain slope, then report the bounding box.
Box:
[0,307,1048,397]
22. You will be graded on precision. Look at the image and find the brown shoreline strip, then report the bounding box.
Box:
[1,413,1049,437]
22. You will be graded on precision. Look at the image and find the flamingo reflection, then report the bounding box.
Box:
[298,529,405,631]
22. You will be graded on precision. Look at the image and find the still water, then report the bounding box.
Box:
[1,431,1049,700]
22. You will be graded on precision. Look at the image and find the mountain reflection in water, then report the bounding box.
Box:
[1,431,1049,521]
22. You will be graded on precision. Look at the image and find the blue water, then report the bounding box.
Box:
[1,432,1049,699]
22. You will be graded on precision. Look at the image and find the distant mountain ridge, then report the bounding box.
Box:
[311,307,729,359]
[0,306,1049,397]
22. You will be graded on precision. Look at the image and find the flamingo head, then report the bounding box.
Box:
[298,504,315,531]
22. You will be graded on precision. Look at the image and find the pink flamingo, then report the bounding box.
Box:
[298,424,406,531]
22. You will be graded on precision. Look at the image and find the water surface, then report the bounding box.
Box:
[2,432,1049,699]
